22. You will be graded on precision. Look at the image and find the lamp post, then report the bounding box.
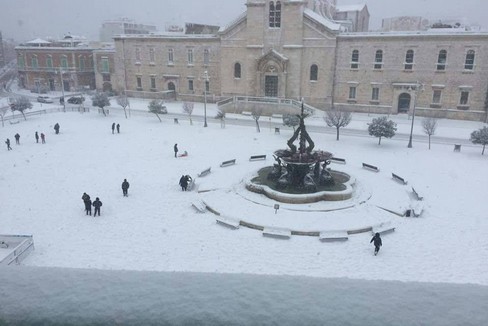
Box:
[407,81,423,148]
[203,70,208,127]
[58,69,66,112]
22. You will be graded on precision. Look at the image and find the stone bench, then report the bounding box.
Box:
[411,187,423,201]
[319,231,348,242]
[216,215,240,229]
[262,227,291,239]
[372,222,395,235]
[241,111,252,116]
[330,157,346,164]
[274,127,280,134]
[249,155,266,161]
[191,200,207,213]
[454,144,461,152]
[197,167,211,177]
[362,162,379,172]
[392,173,407,185]
[220,159,236,167]
[174,118,179,124]
[9,120,20,125]
[271,114,283,119]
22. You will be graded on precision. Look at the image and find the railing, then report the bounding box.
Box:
[217,96,317,115]
[0,234,34,265]
[3,107,90,121]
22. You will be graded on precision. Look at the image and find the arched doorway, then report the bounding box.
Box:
[168,82,175,92]
[398,93,411,113]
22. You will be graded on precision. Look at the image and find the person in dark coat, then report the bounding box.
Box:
[174,143,178,158]
[122,179,130,197]
[84,198,92,216]
[111,123,115,134]
[93,197,103,216]
[35,131,39,143]
[54,123,60,134]
[14,133,20,145]
[82,192,91,214]
[179,175,187,191]
[370,232,382,256]
[5,138,12,150]
[40,133,46,144]
[116,123,120,133]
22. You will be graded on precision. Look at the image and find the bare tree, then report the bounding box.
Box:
[470,126,488,155]
[0,105,9,127]
[215,109,226,128]
[148,99,167,122]
[252,107,262,133]
[116,96,130,119]
[182,102,194,125]
[422,117,438,150]
[10,96,32,120]
[324,109,352,140]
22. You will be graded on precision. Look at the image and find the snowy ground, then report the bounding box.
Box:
[1,97,487,287]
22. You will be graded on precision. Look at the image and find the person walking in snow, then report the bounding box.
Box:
[121,179,130,197]
[112,122,115,134]
[92,197,103,216]
[35,131,39,143]
[174,143,178,158]
[5,138,12,150]
[14,133,20,145]
[40,133,46,144]
[370,232,382,256]
[84,197,92,216]
[179,175,187,191]
[116,123,120,134]
[54,123,60,134]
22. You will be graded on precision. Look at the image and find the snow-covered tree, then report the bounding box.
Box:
[182,102,194,125]
[422,117,438,150]
[10,96,32,120]
[283,114,300,131]
[91,92,111,116]
[368,116,397,145]
[324,109,352,140]
[0,105,9,127]
[148,100,167,122]
[116,96,130,119]
[470,126,488,155]
[252,107,262,133]
[215,109,226,128]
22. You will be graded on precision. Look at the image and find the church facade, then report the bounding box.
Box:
[110,0,488,121]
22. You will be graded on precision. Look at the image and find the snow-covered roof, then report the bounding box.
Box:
[304,8,341,31]
[335,4,367,12]
[26,38,51,44]
[219,11,247,33]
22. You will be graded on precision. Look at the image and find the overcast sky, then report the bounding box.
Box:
[0,0,486,42]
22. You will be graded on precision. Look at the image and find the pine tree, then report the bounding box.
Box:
[91,92,111,116]
[148,100,167,122]
[470,126,488,155]
[368,116,397,145]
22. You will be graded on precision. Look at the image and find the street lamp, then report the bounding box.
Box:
[407,81,423,148]
[203,70,208,127]
[57,69,66,112]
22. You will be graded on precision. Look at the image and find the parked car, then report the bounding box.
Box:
[67,96,85,104]
[37,95,54,103]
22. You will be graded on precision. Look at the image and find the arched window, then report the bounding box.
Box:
[310,64,318,81]
[46,55,53,69]
[234,62,241,79]
[465,50,475,70]
[437,50,447,70]
[351,50,359,69]
[374,50,383,69]
[203,49,209,65]
[168,82,176,91]
[269,1,281,28]
[404,50,414,70]
[18,54,25,68]
[61,55,68,69]
[79,56,85,71]
[31,55,38,69]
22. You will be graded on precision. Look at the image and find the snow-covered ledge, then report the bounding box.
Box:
[245,173,355,204]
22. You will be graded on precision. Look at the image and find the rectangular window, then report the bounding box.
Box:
[351,50,359,69]
[168,48,174,64]
[465,50,475,70]
[46,56,53,69]
[187,49,193,64]
[136,76,142,90]
[405,50,414,70]
[374,50,383,70]
[205,80,210,92]
[349,86,357,99]
[135,47,141,62]
[61,57,68,69]
[203,49,209,65]
[437,50,447,71]
[31,56,38,69]
[460,91,469,105]
[371,87,379,101]
[432,90,442,104]
[150,76,156,90]
[149,48,155,63]
[188,79,194,91]
[18,55,25,68]
[101,57,109,73]
[102,74,111,82]
[79,57,85,71]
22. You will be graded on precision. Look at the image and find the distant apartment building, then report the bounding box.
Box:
[100,18,158,42]
[381,16,429,32]
[15,35,96,93]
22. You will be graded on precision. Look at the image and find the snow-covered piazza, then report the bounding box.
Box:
[1,94,488,324]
